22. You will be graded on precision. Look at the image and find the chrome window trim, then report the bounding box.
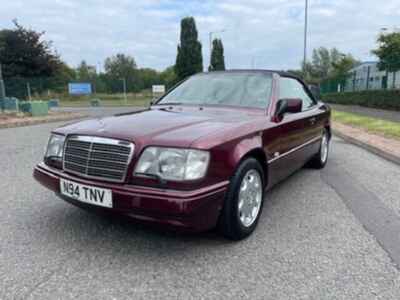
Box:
[62,135,135,183]
[267,135,322,164]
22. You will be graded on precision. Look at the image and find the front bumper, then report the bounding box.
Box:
[34,163,228,232]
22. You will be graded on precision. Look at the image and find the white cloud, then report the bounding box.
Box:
[0,0,399,71]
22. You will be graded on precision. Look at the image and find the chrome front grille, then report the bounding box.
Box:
[63,135,134,182]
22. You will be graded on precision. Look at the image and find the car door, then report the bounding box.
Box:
[267,76,321,186]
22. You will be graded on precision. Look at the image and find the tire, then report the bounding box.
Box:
[218,158,265,240]
[308,129,330,169]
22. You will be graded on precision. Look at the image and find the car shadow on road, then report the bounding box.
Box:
[29,166,322,263]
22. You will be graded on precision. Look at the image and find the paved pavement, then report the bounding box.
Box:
[331,104,400,123]
[1,107,400,299]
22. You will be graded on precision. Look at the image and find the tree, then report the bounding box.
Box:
[76,60,96,81]
[136,68,161,90]
[46,62,75,93]
[160,66,177,88]
[175,17,203,81]
[331,54,359,78]
[104,53,138,92]
[0,20,62,78]
[301,47,359,83]
[372,32,400,88]
[209,38,225,71]
[309,47,342,79]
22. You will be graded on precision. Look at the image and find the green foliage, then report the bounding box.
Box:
[76,60,96,81]
[159,66,177,88]
[175,17,203,81]
[322,90,400,111]
[302,47,359,83]
[137,68,161,90]
[209,38,225,71]
[0,20,62,78]
[103,53,139,93]
[104,54,137,78]
[372,32,400,73]
[331,55,359,78]
[311,47,335,78]
[0,21,74,98]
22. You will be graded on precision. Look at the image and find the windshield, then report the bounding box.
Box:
[158,73,272,109]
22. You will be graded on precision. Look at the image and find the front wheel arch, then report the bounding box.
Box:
[235,148,269,190]
[325,125,332,140]
[218,157,266,240]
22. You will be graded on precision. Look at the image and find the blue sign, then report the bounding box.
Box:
[68,83,92,95]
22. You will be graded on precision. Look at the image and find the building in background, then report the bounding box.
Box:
[346,62,385,91]
[345,61,400,92]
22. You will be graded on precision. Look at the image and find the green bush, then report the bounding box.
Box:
[322,90,400,111]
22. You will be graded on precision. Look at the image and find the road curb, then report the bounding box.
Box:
[333,129,400,166]
[0,113,87,129]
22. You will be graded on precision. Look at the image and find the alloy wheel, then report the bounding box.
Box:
[237,169,263,227]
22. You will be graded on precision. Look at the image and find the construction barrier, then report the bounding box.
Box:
[48,99,60,108]
[0,97,19,111]
[19,101,49,116]
[90,98,101,107]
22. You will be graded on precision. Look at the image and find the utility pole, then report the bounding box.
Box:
[0,64,5,100]
[0,64,5,112]
[27,82,32,101]
[303,0,309,77]
[121,78,127,105]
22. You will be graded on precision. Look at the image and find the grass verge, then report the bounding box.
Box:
[333,110,400,140]
[59,97,151,107]
[31,92,153,107]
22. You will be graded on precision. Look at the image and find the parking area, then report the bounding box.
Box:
[1,107,400,299]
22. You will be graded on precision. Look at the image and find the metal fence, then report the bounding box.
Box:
[3,77,70,100]
[320,63,400,94]
[1,77,156,101]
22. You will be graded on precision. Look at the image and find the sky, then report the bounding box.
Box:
[1,0,400,72]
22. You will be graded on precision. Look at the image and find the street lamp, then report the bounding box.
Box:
[209,29,226,69]
[0,63,5,101]
[0,63,5,112]
[120,78,127,105]
[303,0,309,76]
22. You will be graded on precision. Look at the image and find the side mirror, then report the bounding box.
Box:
[276,98,302,118]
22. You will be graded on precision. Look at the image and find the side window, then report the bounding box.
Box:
[279,77,316,111]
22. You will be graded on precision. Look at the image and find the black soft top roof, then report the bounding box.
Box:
[197,69,303,81]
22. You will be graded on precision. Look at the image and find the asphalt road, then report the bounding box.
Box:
[1,107,400,299]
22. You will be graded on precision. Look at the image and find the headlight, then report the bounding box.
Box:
[134,147,210,181]
[45,134,65,159]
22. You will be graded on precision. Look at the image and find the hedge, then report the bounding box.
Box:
[321,90,400,111]
[322,90,400,111]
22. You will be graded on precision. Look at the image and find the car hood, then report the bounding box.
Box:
[54,106,266,149]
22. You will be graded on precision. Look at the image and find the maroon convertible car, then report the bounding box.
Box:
[34,70,331,240]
